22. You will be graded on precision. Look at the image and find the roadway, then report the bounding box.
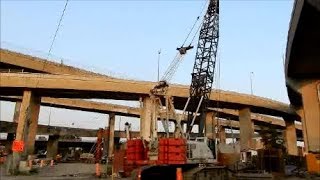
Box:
[0,96,301,131]
[0,48,297,119]
[284,0,320,152]
[0,72,297,119]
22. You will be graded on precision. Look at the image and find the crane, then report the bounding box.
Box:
[186,0,219,136]
[149,0,219,141]
[123,1,222,178]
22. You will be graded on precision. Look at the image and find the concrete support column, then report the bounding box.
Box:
[251,121,255,148]
[297,108,308,152]
[284,120,298,155]
[140,97,152,140]
[103,128,109,157]
[205,112,216,140]
[219,127,226,144]
[301,81,320,152]
[6,102,20,174]
[239,108,253,151]
[26,98,40,156]
[108,113,115,158]
[13,102,21,123]
[47,135,60,159]
[6,102,21,154]
[12,90,40,172]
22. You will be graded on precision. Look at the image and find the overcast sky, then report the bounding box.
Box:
[0,0,294,131]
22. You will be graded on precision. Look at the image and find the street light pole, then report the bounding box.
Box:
[157,49,161,81]
[250,72,254,95]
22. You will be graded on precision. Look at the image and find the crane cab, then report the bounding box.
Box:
[186,137,216,164]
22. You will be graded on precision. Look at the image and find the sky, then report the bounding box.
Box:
[0,0,294,131]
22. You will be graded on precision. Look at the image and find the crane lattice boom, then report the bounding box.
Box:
[186,0,219,134]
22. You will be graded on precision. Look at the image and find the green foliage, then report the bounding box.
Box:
[258,126,285,151]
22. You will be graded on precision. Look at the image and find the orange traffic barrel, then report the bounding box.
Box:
[176,167,183,180]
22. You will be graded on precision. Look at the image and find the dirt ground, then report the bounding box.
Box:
[0,162,129,180]
[0,162,319,180]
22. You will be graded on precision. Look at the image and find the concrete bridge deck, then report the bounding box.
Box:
[0,48,108,78]
[0,48,297,119]
[285,0,320,153]
[0,72,297,119]
[0,96,301,131]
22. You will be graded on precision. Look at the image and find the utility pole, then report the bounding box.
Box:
[250,72,254,95]
[157,49,161,81]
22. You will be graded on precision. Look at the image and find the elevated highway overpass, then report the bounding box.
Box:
[0,72,296,119]
[0,72,302,155]
[285,0,320,153]
[1,96,303,132]
[0,48,296,118]
[0,48,301,155]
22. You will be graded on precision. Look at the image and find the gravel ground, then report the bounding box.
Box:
[1,162,319,179]
[0,163,129,180]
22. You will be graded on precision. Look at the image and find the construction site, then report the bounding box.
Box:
[0,0,319,179]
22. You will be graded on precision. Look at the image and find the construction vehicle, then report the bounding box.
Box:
[121,0,228,179]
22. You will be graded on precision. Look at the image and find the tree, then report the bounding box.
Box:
[259,126,285,150]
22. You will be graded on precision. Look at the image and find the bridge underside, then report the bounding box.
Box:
[286,0,320,79]
[285,0,320,153]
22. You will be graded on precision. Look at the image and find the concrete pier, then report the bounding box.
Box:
[239,108,253,151]
[284,120,298,155]
[108,113,115,158]
[219,127,226,144]
[301,81,320,153]
[205,112,216,140]
[47,135,60,159]
[12,90,40,173]
[140,97,152,140]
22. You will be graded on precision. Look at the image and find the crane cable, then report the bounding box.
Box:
[216,47,221,141]
[181,0,209,47]
[47,0,69,59]
[189,20,203,46]
[43,0,69,127]
[160,0,209,82]
[181,17,200,47]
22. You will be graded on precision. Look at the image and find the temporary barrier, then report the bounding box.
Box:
[95,163,101,177]
[176,167,183,180]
